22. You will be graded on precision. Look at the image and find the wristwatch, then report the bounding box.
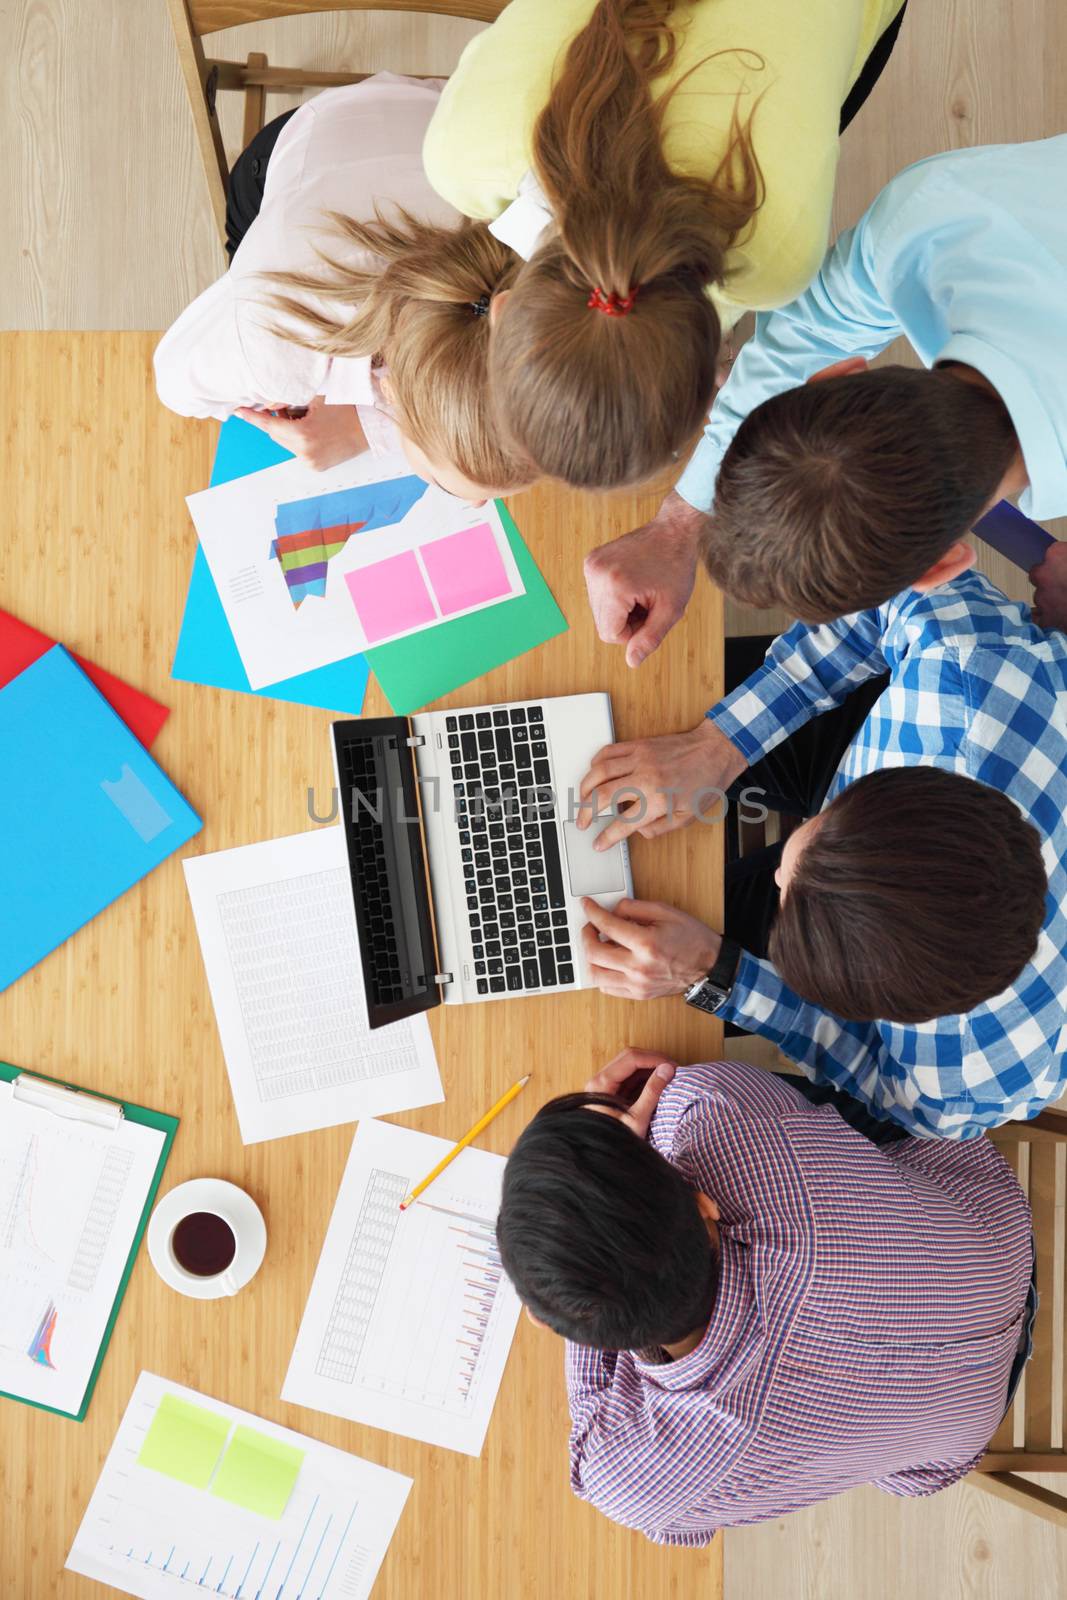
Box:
[684,937,742,1016]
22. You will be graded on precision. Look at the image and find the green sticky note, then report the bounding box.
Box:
[365,505,567,713]
[136,1394,231,1488]
[210,1425,305,1520]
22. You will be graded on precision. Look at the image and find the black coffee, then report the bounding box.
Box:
[171,1211,237,1277]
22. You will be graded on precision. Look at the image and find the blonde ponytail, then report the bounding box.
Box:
[267,211,535,491]
[490,0,763,489]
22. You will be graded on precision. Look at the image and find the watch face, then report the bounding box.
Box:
[685,979,727,1015]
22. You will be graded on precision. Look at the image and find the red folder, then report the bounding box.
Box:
[0,610,169,747]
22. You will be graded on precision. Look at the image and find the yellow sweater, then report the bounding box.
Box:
[423,0,905,325]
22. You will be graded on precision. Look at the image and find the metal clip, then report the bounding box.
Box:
[435,972,453,985]
[406,735,425,748]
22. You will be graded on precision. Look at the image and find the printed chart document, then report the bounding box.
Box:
[0,1082,166,1416]
[283,1120,521,1457]
[183,827,442,1143]
[187,452,525,688]
[66,1371,411,1600]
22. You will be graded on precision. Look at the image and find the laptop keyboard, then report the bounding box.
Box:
[445,706,576,995]
[336,738,406,1007]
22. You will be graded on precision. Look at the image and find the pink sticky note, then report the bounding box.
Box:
[421,524,512,617]
[345,551,436,643]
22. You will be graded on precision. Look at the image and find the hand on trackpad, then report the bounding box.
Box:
[562,819,627,897]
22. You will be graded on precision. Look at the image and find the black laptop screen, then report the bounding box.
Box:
[332,718,439,1029]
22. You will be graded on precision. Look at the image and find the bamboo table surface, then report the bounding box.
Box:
[0,332,724,1600]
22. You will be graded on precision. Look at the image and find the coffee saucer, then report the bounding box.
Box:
[147,1178,267,1300]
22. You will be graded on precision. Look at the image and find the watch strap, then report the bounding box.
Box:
[706,936,742,994]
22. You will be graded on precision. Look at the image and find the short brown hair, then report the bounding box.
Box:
[705,365,1018,622]
[769,767,1047,1024]
[489,0,763,489]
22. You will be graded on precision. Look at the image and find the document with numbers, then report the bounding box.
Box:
[282,1119,522,1455]
[0,1070,173,1418]
[183,827,443,1143]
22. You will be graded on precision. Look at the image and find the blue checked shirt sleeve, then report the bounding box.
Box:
[675,198,905,513]
[707,605,894,765]
[720,952,1055,1140]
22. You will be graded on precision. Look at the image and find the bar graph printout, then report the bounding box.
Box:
[66,1372,412,1600]
[282,1120,522,1456]
[0,1082,165,1414]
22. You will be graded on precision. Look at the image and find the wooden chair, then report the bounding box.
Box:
[164,1,507,241]
[968,1106,1067,1527]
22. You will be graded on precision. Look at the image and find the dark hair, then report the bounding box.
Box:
[704,365,1018,621]
[770,767,1048,1023]
[497,1092,717,1349]
[488,0,763,489]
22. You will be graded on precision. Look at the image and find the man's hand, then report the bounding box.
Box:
[581,898,721,1001]
[1030,541,1067,631]
[578,719,747,850]
[583,1047,678,1139]
[583,490,709,668]
[234,394,367,471]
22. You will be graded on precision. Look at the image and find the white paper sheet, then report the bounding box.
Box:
[282,1119,521,1457]
[182,827,443,1143]
[0,1086,165,1415]
[66,1371,412,1600]
[186,453,524,689]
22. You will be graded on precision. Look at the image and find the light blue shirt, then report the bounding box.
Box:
[677,137,1067,522]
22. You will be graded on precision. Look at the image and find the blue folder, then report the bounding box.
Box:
[0,646,202,991]
[171,418,370,714]
[973,499,1055,572]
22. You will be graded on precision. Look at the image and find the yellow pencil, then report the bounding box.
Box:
[399,1074,532,1211]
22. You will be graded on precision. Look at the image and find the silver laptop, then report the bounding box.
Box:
[331,693,632,1028]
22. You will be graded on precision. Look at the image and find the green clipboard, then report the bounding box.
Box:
[0,1060,178,1423]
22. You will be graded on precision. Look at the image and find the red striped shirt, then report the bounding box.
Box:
[565,1062,1033,1545]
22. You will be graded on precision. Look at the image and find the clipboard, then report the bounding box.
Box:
[0,1060,178,1422]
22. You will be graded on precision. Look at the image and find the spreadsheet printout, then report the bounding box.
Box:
[0,1084,164,1415]
[282,1120,521,1455]
[183,828,442,1142]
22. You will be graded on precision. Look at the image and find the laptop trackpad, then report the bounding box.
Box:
[562,820,627,897]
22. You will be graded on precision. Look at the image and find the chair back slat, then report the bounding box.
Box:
[1026,1140,1058,1450]
[189,0,506,36]
[985,1127,1067,1468]
[986,1136,1028,1453]
[1055,1141,1067,1454]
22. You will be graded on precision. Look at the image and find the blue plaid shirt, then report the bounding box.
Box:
[709,573,1067,1138]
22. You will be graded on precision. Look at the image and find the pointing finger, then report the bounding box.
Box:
[580,897,647,951]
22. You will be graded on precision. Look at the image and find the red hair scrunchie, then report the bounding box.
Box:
[587,285,639,317]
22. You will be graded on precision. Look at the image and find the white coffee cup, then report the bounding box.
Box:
[148,1178,267,1300]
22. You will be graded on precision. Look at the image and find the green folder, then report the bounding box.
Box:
[364,504,568,713]
[0,1060,178,1423]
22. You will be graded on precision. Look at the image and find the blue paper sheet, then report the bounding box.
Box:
[171,419,370,713]
[0,646,202,991]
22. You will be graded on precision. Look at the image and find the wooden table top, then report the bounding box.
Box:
[0,332,724,1600]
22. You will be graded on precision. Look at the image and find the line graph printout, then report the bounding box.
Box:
[0,1083,165,1414]
[183,827,442,1143]
[283,1120,521,1456]
[66,1372,411,1600]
